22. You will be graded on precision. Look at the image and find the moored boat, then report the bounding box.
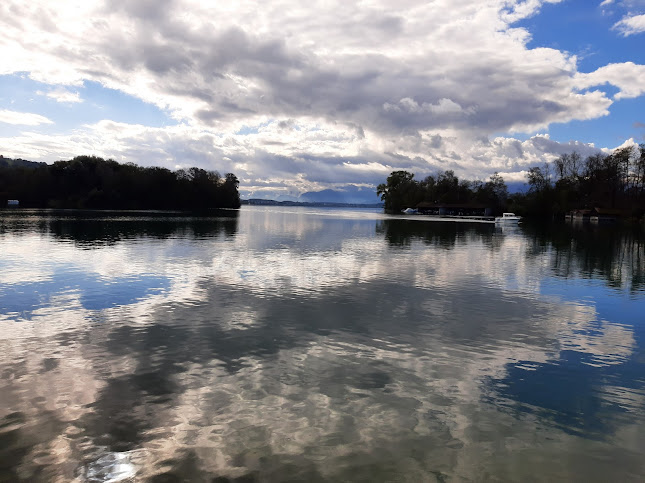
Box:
[495,212,521,223]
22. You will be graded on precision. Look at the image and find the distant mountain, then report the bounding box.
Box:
[507,181,527,194]
[243,199,382,208]
[299,185,381,204]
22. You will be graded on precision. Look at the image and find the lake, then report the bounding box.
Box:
[1,206,644,482]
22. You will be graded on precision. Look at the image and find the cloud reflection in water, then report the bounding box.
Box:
[0,207,644,481]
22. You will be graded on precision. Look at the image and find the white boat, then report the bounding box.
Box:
[495,212,521,223]
[402,208,418,214]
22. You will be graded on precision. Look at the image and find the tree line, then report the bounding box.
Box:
[377,170,509,213]
[0,155,241,210]
[518,144,645,219]
[377,143,645,220]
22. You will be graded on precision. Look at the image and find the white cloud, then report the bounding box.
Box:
[613,13,645,36]
[0,109,53,125]
[37,87,83,103]
[384,98,472,115]
[0,119,615,199]
[0,0,612,134]
[0,0,643,194]
[576,62,645,100]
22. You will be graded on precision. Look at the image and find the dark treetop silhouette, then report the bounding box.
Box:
[0,155,241,210]
[377,144,645,221]
[377,170,508,214]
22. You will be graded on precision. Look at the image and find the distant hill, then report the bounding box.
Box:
[0,157,46,169]
[0,155,241,210]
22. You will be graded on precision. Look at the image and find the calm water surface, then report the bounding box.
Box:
[1,207,644,482]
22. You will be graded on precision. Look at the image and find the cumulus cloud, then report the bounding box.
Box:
[0,109,53,125]
[37,87,83,103]
[0,0,643,195]
[0,119,608,199]
[576,62,645,100]
[0,0,624,131]
[383,97,474,116]
[613,13,645,36]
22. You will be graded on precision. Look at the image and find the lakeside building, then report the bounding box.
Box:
[590,208,623,224]
[566,207,623,224]
[567,209,592,222]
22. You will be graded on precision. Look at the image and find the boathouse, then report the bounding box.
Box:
[567,209,592,222]
[590,207,622,224]
[567,208,622,223]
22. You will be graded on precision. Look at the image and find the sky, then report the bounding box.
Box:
[1,0,645,202]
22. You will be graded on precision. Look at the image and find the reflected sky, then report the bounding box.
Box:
[1,207,644,481]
